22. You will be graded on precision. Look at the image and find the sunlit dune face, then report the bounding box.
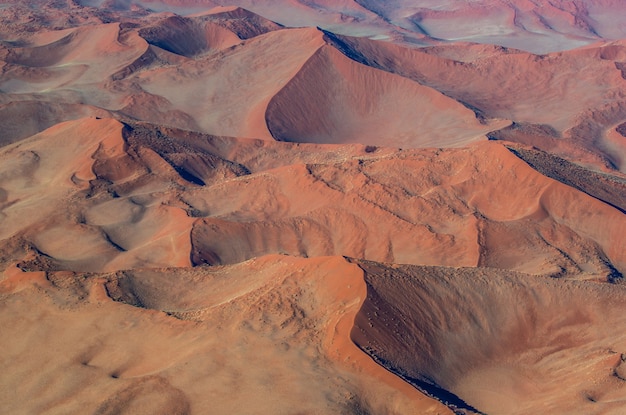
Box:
[1,1,626,414]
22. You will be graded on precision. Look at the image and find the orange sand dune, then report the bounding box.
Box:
[0,255,452,414]
[323,31,626,169]
[1,2,626,414]
[352,259,626,414]
[2,118,624,280]
[185,137,626,277]
[131,27,326,138]
[4,23,148,83]
[265,43,507,147]
[0,118,195,271]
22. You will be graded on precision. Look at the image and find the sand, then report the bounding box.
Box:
[1,1,626,414]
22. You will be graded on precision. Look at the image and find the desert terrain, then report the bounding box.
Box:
[1,0,626,414]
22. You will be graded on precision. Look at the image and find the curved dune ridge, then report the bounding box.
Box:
[265,43,507,147]
[2,118,623,280]
[351,259,626,414]
[0,255,451,415]
[137,15,242,57]
[1,1,626,414]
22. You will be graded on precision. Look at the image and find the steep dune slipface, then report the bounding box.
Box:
[0,255,452,415]
[351,259,626,414]
[2,23,149,85]
[137,15,242,57]
[326,32,626,132]
[135,27,327,139]
[323,32,626,169]
[195,6,283,39]
[265,44,504,147]
[187,137,626,279]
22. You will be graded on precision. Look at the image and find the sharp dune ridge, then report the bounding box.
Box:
[1,1,626,414]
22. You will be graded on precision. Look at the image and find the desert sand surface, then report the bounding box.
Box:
[1,1,626,414]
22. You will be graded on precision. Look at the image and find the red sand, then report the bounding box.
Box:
[1,1,626,414]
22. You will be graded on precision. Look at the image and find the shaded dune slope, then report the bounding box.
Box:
[136,8,282,58]
[506,145,626,214]
[0,100,112,146]
[323,31,626,169]
[265,43,505,148]
[351,259,626,414]
[2,23,149,83]
[195,6,283,39]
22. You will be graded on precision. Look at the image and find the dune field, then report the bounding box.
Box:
[1,0,626,414]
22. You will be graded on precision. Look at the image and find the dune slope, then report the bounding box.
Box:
[352,259,626,414]
[0,255,452,415]
[1,1,626,414]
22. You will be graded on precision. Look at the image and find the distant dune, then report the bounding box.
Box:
[1,1,626,414]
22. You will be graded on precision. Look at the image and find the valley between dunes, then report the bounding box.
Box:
[1,1,626,414]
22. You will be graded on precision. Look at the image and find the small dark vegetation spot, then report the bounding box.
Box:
[364,145,377,153]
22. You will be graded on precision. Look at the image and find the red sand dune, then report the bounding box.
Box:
[1,1,626,414]
[352,259,626,414]
[265,43,506,147]
[0,255,452,414]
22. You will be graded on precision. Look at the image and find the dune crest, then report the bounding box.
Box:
[265,43,507,147]
[1,1,626,414]
[0,255,452,414]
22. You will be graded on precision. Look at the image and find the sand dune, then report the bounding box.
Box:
[136,8,283,58]
[4,23,149,83]
[352,259,626,414]
[1,1,626,414]
[323,31,626,169]
[0,118,196,271]
[2,118,623,280]
[266,43,506,147]
[0,101,111,146]
[0,255,452,414]
[132,27,326,138]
